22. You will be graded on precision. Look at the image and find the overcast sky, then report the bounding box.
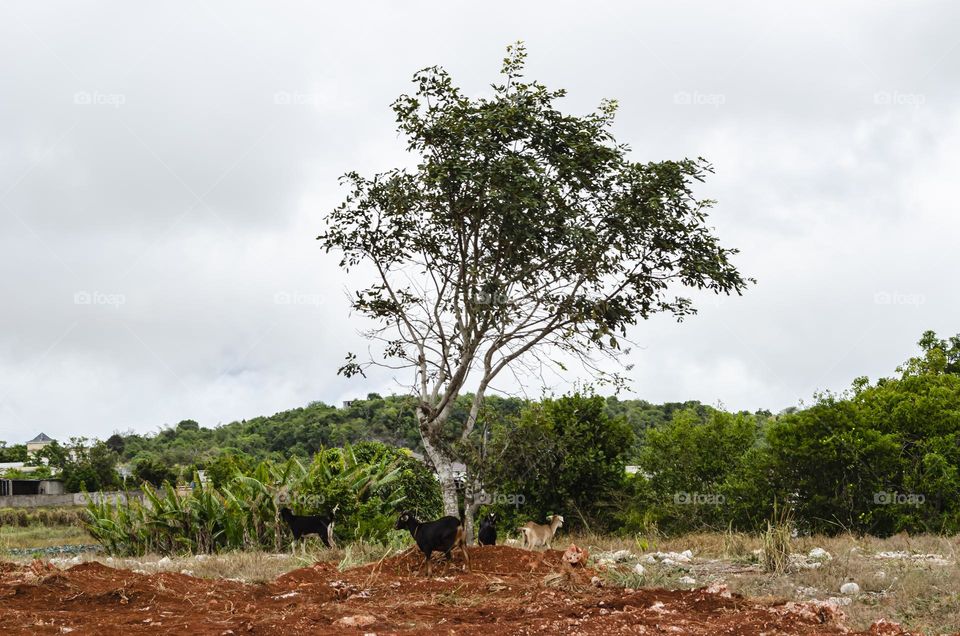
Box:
[1,1,958,444]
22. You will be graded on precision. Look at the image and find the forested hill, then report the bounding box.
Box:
[95,394,744,470]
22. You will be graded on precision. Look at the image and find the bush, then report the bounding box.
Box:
[83,443,430,555]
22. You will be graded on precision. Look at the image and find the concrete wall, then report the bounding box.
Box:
[0,491,143,509]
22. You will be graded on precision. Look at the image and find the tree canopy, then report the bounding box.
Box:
[319,42,752,529]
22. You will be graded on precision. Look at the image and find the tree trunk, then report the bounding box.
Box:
[437,462,459,517]
[463,491,483,545]
[418,409,459,517]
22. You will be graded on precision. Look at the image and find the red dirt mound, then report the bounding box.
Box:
[0,546,917,635]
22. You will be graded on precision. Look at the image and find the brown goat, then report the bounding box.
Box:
[518,514,564,549]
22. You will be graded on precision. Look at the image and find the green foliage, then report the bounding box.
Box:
[484,393,633,532]
[84,443,439,555]
[632,408,760,532]
[0,443,28,462]
[132,454,178,488]
[36,438,121,493]
[766,355,960,535]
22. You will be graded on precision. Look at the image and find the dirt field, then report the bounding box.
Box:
[0,546,921,635]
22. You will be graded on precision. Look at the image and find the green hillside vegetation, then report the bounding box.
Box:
[5,331,960,540]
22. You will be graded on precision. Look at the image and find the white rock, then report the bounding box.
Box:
[611,549,634,562]
[632,563,645,576]
[826,596,853,606]
[873,551,949,565]
[808,548,831,561]
[273,591,298,599]
[157,556,172,566]
[678,576,696,585]
[840,582,860,595]
[645,550,693,564]
[705,583,732,598]
[179,569,194,576]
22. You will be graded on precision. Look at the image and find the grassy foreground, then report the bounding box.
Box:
[2,524,958,633]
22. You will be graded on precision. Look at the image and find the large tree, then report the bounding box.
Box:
[319,43,752,537]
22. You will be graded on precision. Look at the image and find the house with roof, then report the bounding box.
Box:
[26,433,55,454]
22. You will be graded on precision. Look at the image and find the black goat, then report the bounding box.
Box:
[279,507,336,549]
[478,512,497,546]
[395,511,470,576]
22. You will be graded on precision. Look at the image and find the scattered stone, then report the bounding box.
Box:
[808,547,831,561]
[334,615,376,628]
[826,596,852,606]
[678,576,696,586]
[840,582,860,595]
[789,553,824,570]
[873,551,949,565]
[644,550,693,566]
[869,618,909,635]
[157,557,172,567]
[595,549,635,566]
[705,583,732,598]
[632,563,645,576]
[273,591,298,599]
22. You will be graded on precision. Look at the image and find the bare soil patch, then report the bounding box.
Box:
[0,546,920,634]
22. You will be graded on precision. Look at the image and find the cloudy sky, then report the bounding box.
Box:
[1,1,957,443]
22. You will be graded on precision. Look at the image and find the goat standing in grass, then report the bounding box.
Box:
[280,507,336,551]
[395,511,470,576]
[478,512,497,546]
[518,514,564,549]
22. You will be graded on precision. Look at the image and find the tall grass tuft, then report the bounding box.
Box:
[761,503,793,574]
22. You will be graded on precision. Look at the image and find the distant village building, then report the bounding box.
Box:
[0,478,65,496]
[26,433,55,454]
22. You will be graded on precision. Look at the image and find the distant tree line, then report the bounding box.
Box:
[5,331,960,538]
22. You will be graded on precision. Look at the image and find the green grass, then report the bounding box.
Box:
[0,524,93,550]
